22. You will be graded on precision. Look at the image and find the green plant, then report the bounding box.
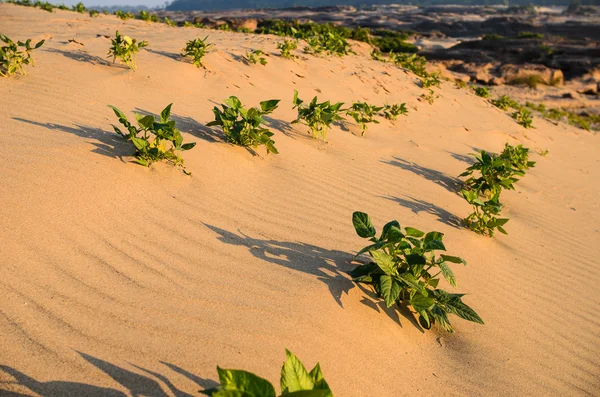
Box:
[512,108,534,128]
[507,74,547,89]
[0,35,45,77]
[420,89,437,105]
[108,103,196,169]
[89,9,99,17]
[277,39,297,59]
[108,31,148,70]
[500,143,536,174]
[536,148,549,156]
[517,31,543,39]
[371,49,385,61]
[139,10,159,22]
[207,96,280,154]
[346,101,383,137]
[461,190,508,236]
[71,1,85,12]
[57,3,68,9]
[37,1,53,11]
[490,95,520,111]
[420,74,441,89]
[303,31,352,56]
[291,90,345,142]
[201,350,332,397]
[382,103,408,121]
[181,37,213,68]
[115,10,134,20]
[244,49,268,65]
[163,17,177,26]
[455,79,468,89]
[473,86,491,98]
[460,150,519,197]
[389,52,428,78]
[350,211,483,332]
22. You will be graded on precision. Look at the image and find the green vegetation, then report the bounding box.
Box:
[201,350,332,397]
[244,49,268,65]
[517,31,544,39]
[473,86,491,98]
[420,89,438,105]
[163,17,177,27]
[181,37,213,68]
[207,96,280,154]
[303,31,352,56]
[115,10,134,20]
[108,31,148,70]
[277,39,297,59]
[389,52,428,78]
[512,108,534,128]
[88,9,99,17]
[291,90,345,142]
[71,1,84,12]
[490,95,520,111]
[350,211,483,332]
[420,74,441,89]
[507,74,553,89]
[346,101,383,137]
[108,103,195,169]
[382,103,408,121]
[525,102,600,131]
[0,35,44,77]
[139,10,159,22]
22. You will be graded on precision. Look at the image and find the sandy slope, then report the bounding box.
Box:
[1,4,599,396]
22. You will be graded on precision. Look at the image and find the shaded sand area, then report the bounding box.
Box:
[1,4,599,396]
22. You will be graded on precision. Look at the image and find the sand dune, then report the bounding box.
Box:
[1,4,599,396]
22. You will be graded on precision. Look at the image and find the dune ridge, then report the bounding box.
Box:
[1,4,599,396]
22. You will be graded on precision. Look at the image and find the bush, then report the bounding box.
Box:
[303,31,353,56]
[473,86,491,98]
[108,103,196,169]
[382,103,408,121]
[115,10,134,20]
[507,74,548,89]
[108,31,148,70]
[420,89,438,105]
[0,35,45,77]
[277,39,297,59]
[201,350,332,396]
[89,9,99,17]
[244,49,268,65]
[291,90,345,142]
[181,37,213,68]
[420,74,441,89]
[389,52,428,78]
[346,101,383,137]
[71,1,85,12]
[139,10,159,22]
[163,17,177,26]
[207,96,280,154]
[350,211,484,332]
[512,108,534,128]
[462,191,508,236]
[490,95,520,111]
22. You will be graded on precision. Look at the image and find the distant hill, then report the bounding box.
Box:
[165,0,586,12]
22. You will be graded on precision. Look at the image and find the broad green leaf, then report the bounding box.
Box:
[352,212,376,238]
[131,137,149,150]
[281,350,314,393]
[445,296,484,324]
[380,220,400,240]
[214,367,276,397]
[354,241,387,258]
[396,273,423,292]
[405,254,426,266]
[349,262,378,279]
[108,105,128,121]
[410,293,434,312]
[181,142,196,150]
[405,227,424,237]
[440,255,466,265]
[424,231,444,243]
[438,262,456,287]
[386,226,404,243]
[160,103,173,123]
[424,240,446,251]
[260,99,280,113]
[379,275,401,308]
[136,115,155,130]
[370,250,396,276]
[418,311,431,329]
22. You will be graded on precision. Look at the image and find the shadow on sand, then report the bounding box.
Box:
[382,156,462,194]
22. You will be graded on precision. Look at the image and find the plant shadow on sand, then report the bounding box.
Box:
[145,48,182,61]
[383,195,465,230]
[202,223,423,329]
[45,48,113,67]
[382,156,463,194]
[0,352,218,397]
[13,118,131,161]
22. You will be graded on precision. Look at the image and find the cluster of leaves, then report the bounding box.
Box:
[89,9,99,17]
[115,10,134,20]
[0,35,45,77]
[420,74,441,89]
[71,1,84,12]
[525,102,599,131]
[389,52,428,78]
[346,101,383,137]
[490,95,521,111]
[108,103,196,169]
[350,212,484,333]
[473,86,491,98]
[291,90,345,142]
[277,39,297,59]
[139,10,159,22]
[208,96,280,154]
[202,350,332,397]
[512,108,534,128]
[163,17,177,26]
[420,89,438,105]
[181,36,213,68]
[382,103,408,121]
[35,1,54,12]
[459,144,535,236]
[244,49,268,65]
[303,31,353,56]
[108,30,148,70]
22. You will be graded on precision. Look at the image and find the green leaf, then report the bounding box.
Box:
[380,220,400,240]
[108,105,127,121]
[136,115,155,130]
[405,227,425,237]
[379,275,402,308]
[131,137,149,150]
[352,211,376,238]
[260,99,280,113]
[35,39,45,49]
[445,296,484,324]
[349,262,378,280]
[396,273,423,292]
[354,241,387,258]
[424,240,446,251]
[440,255,466,265]
[438,262,456,287]
[181,142,196,150]
[410,293,434,312]
[215,367,276,397]
[418,311,431,329]
[281,350,314,393]
[160,103,173,123]
[370,250,396,276]
[405,254,426,266]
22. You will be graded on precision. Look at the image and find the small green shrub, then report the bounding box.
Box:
[0,35,45,77]
[37,1,53,12]
[371,49,385,61]
[389,52,428,78]
[89,9,99,17]
[512,108,534,128]
[115,10,134,20]
[517,31,544,39]
[382,103,408,120]
[71,1,85,12]
[163,17,177,26]
[108,31,148,70]
[244,49,268,65]
[277,39,297,59]
[303,31,352,56]
[490,95,520,111]
[201,350,332,397]
[139,10,159,22]
[57,3,68,10]
[207,96,280,154]
[291,90,345,142]
[420,74,441,89]
[473,86,491,98]
[460,149,519,197]
[350,211,483,332]
[108,103,196,169]
[420,89,438,105]
[482,33,505,40]
[181,37,213,68]
[500,143,536,174]
[507,74,547,89]
[455,79,468,89]
[346,101,383,137]
[461,191,508,236]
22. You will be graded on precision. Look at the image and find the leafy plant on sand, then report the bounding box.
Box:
[181,37,213,68]
[71,1,85,12]
[244,49,268,65]
[420,74,441,89]
[291,90,345,142]
[89,9,99,17]
[0,35,45,77]
[277,39,297,59]
[389,52,428,78]
[512,108,534,128]
[461,191,508,236]
[207,96,281,154]
[420,89,438,105]
[108,31,148,70]
[346,101,383,137]
[350,211,484,332]
[473,86,491,98]
[303,31,353,56]
[139,10,158,22]
[382,103,408,121]
[490,95,520,111]
[108,103,196,169]
[201,350,332,397]
[115,10,134,20]
[163,17,177,27]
